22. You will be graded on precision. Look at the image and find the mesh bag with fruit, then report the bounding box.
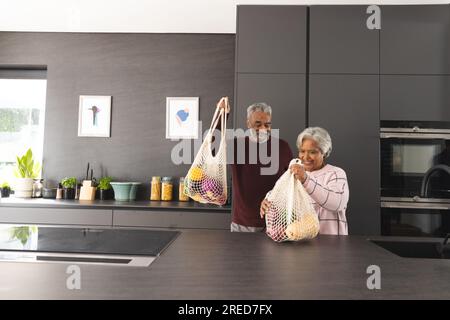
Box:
[265,159,320,242]
[183,97,229,205]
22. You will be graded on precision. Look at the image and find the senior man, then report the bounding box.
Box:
[220,102,293,232]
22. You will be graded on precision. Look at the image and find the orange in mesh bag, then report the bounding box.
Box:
[183,97,229,205]
[265,159,320,242]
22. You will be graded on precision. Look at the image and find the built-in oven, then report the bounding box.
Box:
[380,121,450,237]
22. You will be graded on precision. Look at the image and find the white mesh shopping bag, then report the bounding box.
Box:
[183,97,229,205]
[265,159,320,242]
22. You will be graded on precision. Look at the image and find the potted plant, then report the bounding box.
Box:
[61,177,77,199]
[0,182,11,198]
[97,176,113,200]
[13,148,41,198]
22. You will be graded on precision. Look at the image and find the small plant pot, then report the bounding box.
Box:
[0,188,11,198]
[98,189,112,200]
[63,188,75,199]
[14,178,34,198]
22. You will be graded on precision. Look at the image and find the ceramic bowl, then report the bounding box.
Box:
[129,182,141,201]
[110,182,132,201]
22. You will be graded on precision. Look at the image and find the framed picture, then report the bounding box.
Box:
[166,97,199,139]
[78,95,112,137]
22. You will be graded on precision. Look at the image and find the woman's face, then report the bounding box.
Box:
[298,138,325,172]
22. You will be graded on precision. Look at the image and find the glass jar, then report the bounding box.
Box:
[150,176,161,201]
[56,184,63,199]
[178,177,189,202]
[32,179,43,198]
[161,177,173,201]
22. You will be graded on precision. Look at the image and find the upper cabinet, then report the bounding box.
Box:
[236,5,307,74]
[380,75,450,121]
[309,5,379,74]
[380,5,450,75]
[235,73,307,153]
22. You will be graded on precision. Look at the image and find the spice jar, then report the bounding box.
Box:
[161,177,173,201]
[178,177,189,202]
[56,183,63,199]
[150,176,161,201]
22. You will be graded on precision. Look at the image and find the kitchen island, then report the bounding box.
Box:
[0,229,449,299]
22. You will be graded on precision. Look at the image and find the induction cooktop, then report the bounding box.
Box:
[0,225,180,267]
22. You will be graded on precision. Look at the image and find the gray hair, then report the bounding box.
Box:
[296,127,332,158]
[247,102,272,119]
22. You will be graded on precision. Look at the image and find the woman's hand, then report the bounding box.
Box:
[260,199,271,218]
[290,164,307,183]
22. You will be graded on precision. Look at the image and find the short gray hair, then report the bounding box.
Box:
[247,102,272,119]
[296,127,332,158]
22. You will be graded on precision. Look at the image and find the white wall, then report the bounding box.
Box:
[0,0,449,33]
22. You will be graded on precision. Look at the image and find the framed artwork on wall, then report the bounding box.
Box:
[78,95,112,137]
[166,97,199,139]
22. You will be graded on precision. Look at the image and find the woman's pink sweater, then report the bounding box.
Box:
[302,164,349,235]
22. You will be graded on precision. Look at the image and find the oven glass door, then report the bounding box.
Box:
[381,207,450,237]
[381,138,450,198]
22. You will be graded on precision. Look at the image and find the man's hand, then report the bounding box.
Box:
[260,198,271,218]
[217,97,230,114]
[290,164,307,183]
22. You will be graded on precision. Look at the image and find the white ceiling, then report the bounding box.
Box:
[1,0,449,33]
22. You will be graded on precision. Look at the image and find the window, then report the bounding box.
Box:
[0,72,47,183]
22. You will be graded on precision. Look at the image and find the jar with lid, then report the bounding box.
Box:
[161,177,173,201]
[178,177,189,202]
[56,183,63,199]
[150,176,161,201]
[32,179,43,198]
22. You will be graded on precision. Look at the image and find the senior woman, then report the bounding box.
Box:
[260,127,350,235]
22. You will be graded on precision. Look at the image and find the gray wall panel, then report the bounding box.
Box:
[380,75,450,121]
[235,73,306,153]
[236,5,307,73]
[380,5,450,75]
[309,75,380,235]
[0,32,235,199]
[310,5,379,74]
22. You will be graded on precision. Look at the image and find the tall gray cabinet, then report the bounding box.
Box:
[380,5,450,121]
[308,6,380,235]
[235,5,308,153]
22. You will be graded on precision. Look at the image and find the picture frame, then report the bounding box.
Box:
[166,97,199,139]
[78,95,112,137]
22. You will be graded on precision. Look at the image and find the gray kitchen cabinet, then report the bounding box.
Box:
[380,5,450,75]
[234,73,307,153]
[113,210,230,230]
[309,5,379,74]
[380,75,450,121]
[309,75,380,235]
[0,207,112,226]
[236,5,307,73]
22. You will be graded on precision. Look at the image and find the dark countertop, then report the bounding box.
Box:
[0,229,449,299]
[0,197,231,212]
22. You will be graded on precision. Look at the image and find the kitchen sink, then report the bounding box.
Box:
[370,239,449,259]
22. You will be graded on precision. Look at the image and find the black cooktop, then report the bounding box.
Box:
[0,225,180,256]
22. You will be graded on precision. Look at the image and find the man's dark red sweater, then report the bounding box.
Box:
[231,136,293,228]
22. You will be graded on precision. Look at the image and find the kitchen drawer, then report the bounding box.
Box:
[113,210,231,230]
[0,207,113,226]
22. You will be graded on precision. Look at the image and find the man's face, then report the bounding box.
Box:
[246,111,272,132]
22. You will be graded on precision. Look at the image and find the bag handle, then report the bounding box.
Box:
[208,97,229,141]
[286,158,302,223]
